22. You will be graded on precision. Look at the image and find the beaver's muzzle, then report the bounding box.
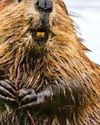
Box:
[30,0,53,45]
[36,0,53,13]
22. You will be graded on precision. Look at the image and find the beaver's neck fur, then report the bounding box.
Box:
[0,34,100,109]
[0,37,100,124]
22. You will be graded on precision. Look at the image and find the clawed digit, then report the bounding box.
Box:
[0,94,15,102]
[0,79,17,103]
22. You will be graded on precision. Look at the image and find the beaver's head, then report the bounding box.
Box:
[0,0,77,54]
[23,0,69,46]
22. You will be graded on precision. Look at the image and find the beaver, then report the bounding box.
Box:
[0,0,100,125]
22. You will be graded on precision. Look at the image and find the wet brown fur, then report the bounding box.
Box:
[0,0,100,125]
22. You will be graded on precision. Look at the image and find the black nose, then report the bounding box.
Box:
[36,0,53,13]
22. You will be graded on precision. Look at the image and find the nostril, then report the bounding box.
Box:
[36,0,53,13]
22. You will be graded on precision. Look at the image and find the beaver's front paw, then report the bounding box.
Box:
[0,79,17,103]
[19,86,53,109]
[19,88,39,109]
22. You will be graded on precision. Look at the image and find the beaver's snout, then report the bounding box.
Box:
[36,0,53,13]
[31,0,53,45]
